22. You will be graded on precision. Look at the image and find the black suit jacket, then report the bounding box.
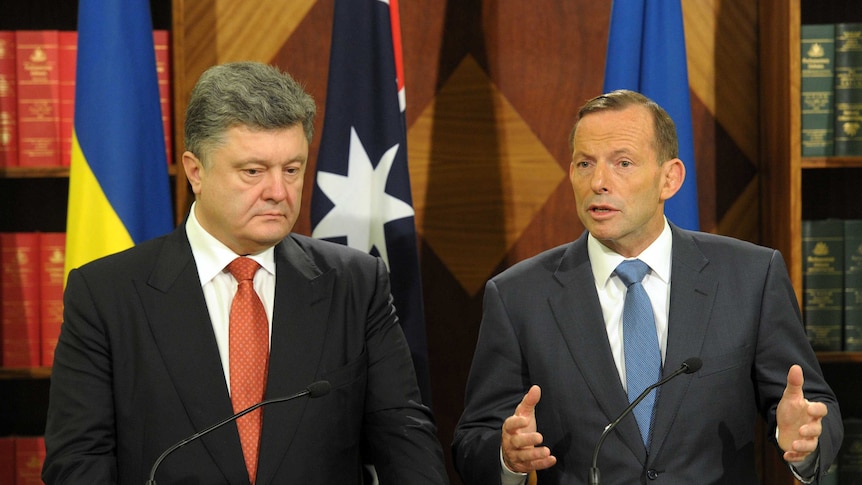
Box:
[453,225,842,485]
[43,226,448,484]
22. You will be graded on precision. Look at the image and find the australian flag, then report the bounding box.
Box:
[310,0,432,406]
[603,0,700,230]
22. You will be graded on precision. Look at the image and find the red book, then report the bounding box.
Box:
[16,30,60,167]
[0,232,41,367]
[39,232,65,367]
[0,437,14,485]
[58,31,77,168]
[153,30,172,165]
[14,436,45,485]
[0,31,17,168]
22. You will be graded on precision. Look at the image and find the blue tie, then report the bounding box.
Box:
[616,259,661,447]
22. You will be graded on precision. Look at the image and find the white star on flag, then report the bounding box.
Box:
[311,127,415,270]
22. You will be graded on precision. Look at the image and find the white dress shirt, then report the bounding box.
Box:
[185,202,276,394]
[502,219,815,483]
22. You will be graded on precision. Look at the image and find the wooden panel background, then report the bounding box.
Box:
[172,1,770,482]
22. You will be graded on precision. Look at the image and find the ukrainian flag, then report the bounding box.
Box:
[65,0,173,282]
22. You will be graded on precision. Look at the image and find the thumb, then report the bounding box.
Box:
[516,385,542,418]
[783,364,805,399]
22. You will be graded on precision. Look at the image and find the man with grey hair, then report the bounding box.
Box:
[44,61,449,484]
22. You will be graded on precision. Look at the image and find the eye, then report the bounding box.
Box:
[244,168,261,176]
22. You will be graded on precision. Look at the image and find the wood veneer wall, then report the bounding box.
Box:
[171,1,763,482]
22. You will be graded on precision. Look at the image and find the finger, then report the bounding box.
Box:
[784,450,810,463]
[806,401,828,419]
[507,431,546,450]
[797,420,823,439]
[503,414,527,431]
[506,446,557,473]
[515,385,542,418]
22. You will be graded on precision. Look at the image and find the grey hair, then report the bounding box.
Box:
[184,61,317,165]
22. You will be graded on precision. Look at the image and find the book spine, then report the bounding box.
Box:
[0,31,18,168]
[39,232,65,367]
[802,219,844,351]
[14,436,45,485]
[834,23,862,156]
[58,31,77,168]
[16,30,60,167]
[153,30,172,165]
[839,418,862,484]
[845,219,862,351]
[1,232,41,367]
[0,436,14,485]
[801,24,835,157]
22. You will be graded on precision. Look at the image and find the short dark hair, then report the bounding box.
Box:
[569,89,678,164]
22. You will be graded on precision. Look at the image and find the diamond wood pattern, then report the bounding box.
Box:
[171,1,764,482]
[408,55,566,295]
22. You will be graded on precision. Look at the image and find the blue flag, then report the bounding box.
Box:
[310,0,432,405]
[603,0,699,230]
[66,0,173,282]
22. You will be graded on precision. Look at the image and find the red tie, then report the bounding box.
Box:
[227,257,269,484]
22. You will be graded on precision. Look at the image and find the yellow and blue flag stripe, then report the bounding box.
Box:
[65,0,173,282]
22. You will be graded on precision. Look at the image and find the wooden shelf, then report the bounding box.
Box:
[0,367,51,380]
[802,157,862,169]
[0,167,70,178]
[815,351,862,363]
[0,165,178,179]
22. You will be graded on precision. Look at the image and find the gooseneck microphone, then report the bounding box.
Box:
[145,380,331,485]
[588,357,702,485]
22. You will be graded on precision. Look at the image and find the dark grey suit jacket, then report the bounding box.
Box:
[453,225,841,485]
[43,226,447,484]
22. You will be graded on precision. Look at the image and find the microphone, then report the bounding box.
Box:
[588,357,702,485]
[145,380,331,485]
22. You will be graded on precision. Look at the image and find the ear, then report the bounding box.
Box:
[182,151,203,196]
[659,158,686,201]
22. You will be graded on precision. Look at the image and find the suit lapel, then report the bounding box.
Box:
[139,226,249,484]
[648,226,715,463]
[256,236,333,484]
[548,235,646,462]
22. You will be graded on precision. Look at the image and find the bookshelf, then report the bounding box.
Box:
[761,0,862,483]
[0,0,175,453]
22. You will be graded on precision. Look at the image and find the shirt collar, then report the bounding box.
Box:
[185,202,276,285]
[587,218,673,288]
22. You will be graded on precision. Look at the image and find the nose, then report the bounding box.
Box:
[590,162,608,193]
[262,170,288,202]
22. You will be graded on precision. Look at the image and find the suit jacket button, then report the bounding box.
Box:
[647,469,659,480]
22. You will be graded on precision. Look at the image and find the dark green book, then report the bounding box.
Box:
[834,23,862,156]
[845,219,862,351]
[802,24,835,157]
[820,463,838,485]
[802,219,844,351]
[839,418,862,484]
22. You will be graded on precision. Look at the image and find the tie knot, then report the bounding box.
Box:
[227,257,260,282]
[615,259,650,287]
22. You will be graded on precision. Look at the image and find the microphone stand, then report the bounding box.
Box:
[588,358,701,485]
[145,380,330,485]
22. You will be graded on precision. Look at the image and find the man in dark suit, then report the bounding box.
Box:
[43,61,448,484]
[452,90,842,485]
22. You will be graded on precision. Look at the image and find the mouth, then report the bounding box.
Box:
[588,204,617,214]
[255,212,287,219]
